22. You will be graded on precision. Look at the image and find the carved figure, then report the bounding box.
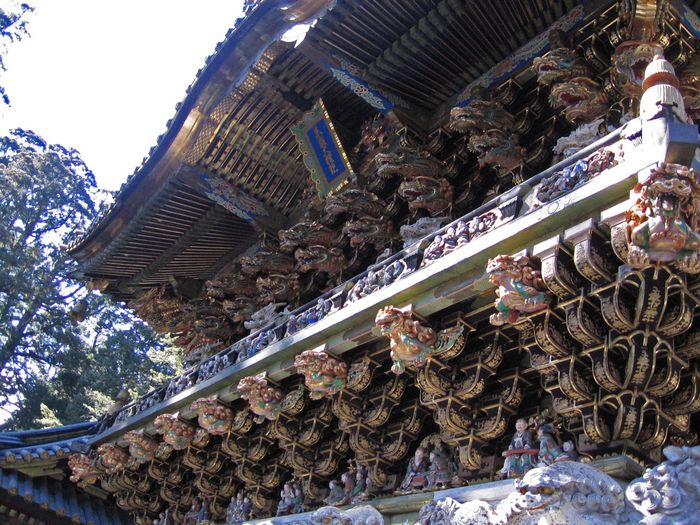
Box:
[123,430,159,465]
[237,372,284,422]
[205,271,256,300]
[449,99,516,134]
[244,302,289,332]
[551,119,604,163]
[468,130,526,174]
[627,163,700,273]
[324,479,347,506]
[294,348,348,399]
[487,255,549,326]
[398,176,453,215]
[427,446,458,488]
[416,461,627,525]
[95,443,129,473]
[223,296,256,323]
[287,297,334,336]
[400,217,448,248]
[532,47,590,86]
[190,396,233,435]
[295,245,347,274]
[612,41,662,97]
[276,481,303,516]
[536,149,617,205]
[153,414,195,451]
[279,221,344,253]
[240,250,295,276]
[550,77,608,123]
[342,216,394,250]
[626,444,700,525]
[500,418,537,478]
[399,447,431,491]
[256,273,301,304]
[375,305,465,374]
[324,189,385,219]
[311,505,383,525]
[680,54,700,121]
[68,453,99,486]
[346,260,410,303]
[375,149,443,180]
[536,423,572,466]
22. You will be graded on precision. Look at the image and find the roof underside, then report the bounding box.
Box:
[70,0,619,300]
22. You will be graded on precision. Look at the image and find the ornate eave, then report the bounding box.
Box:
[64,1,700,523]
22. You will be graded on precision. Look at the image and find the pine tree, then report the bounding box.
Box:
[0,128,180,429]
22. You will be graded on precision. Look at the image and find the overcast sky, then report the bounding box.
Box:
[1,0,245,190]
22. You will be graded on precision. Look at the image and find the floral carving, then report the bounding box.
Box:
[375,305,465,374]
[627,163,700,272]
[190,395,233,435]
[294,348,348,400]
[237,372,284,422]
[487,255,549,326]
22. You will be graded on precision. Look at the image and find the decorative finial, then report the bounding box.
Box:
[640,51,688,122]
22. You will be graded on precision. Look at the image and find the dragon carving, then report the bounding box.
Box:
[374,149,443,180]
[468,130,526,173]
[375,305,465,375]
[278,221,344,253]
[295,246,347,274]
[449,99,516,133]
[487,255,549,326]
[237,372,284,423]
[324,189,385,220]
[532,48,590,86]
[205,270,256,300]
[627,163,700,273]
[680,54,700,121]
[223,296,256,323]
[294,348,348,400]
[256,273,301,304]
[398,176,453,215]
[612,41,662,97]
[550,77,608,123]
[342,216,394,250]
[241,250,295,276]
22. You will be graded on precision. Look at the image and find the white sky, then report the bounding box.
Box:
[1,0,245,191]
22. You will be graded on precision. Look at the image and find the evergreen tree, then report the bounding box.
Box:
[0,128,180,429]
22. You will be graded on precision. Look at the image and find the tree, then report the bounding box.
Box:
[0,128,180,429]
[0,2,33,105]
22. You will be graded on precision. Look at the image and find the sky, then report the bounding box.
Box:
[1,0,245,191]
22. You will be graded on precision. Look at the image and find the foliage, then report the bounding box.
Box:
[0,1,33,105]
[0,128,181,430]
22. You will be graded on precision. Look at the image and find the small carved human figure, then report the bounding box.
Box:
[427,445,458,488]
[500,418,537,478]
[226,493,245,523]
[536,423,572,466]
[352,465,370,503]
[340,472,355,505]
[324,479,347,506]
[399,447,431,491]
[240,495,252,520]
[182,499,201,525]
[276,483,295,516]
[196,499,211,523]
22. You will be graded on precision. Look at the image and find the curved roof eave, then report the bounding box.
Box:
[66,0,313,263]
